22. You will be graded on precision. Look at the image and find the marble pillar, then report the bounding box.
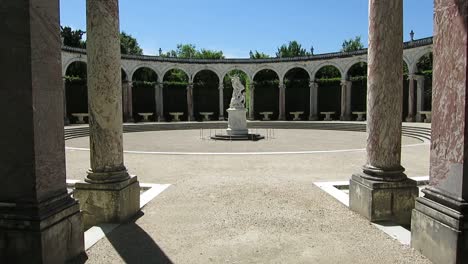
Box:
[219,84,224,120]
[156,83,165,122]
[278,81,286,120]
[349,0,417,226]
[63,77,70,125]
[411,1,468,263]
[122,80,134,122]
[405,74,416,122]
[187,83,195,121]
[249,83,255,120]
[309,81,319,120]
[74,0,140,230]
[340,80,352,121]
[0,0,84,262]
[415,75,425,122]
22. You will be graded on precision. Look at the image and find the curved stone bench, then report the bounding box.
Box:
[169,112,184,122]
[71,113,89,124]
[290,111,304,121]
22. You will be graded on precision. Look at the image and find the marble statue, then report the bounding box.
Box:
[229,76,245,109]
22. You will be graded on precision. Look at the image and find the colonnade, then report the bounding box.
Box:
[1,0,464,263]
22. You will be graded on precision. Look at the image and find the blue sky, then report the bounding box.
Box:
[60,0,434,58]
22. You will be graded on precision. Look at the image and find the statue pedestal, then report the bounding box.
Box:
[226,108,248,136]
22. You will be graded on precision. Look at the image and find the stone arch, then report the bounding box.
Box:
[161,67,190,82]
[314,64,342,119]
[346,61,368,113]
[193,69,220,120]
[311,62,344,80]
[344,58,367,77]
[253,68,280,120]
[129,64,161,82]
[409,47,433,74]
[63,57,87,76]
[221,67,252,83]
[131,67,159,122]
[223,69,250,118]
[193,66,222,84]
[162,68,190,121]
[282,65,311,81]
[284,67,311,120]
[252,67,281,82]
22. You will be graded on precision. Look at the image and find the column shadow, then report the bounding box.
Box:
[105,211,174,264]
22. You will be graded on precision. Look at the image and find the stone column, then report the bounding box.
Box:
[122,80,134,122]
[156,83,165,122]
[405,74,416,122]
[74,0,140,229]
[249,83,255,120]
[415,75,425,122]
[218,83,224,120]
[309,81,318,120]
[349,0,417,226]
[63,77,70,125]
[187,82,195,121]
[340,80,352,121]
[0,0,84,262]
[411,1,468,263]
[278,80,286,120]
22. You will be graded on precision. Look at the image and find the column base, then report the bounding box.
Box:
[309,115,319,121]
[405,116,415,122]
[74,176,140,230]
[219,116,225,121]
[0,198,84,263]
[158,116,166,122]
[411,193,468,264]
[340,115,352,121]
[349,173,418,225]
[416,114,423,122]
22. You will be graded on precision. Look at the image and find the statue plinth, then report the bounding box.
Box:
[226,108,248,136]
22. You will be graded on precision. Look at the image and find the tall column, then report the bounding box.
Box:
[249,83,255,120]
[415,75,425,122]
[405,74,416,122]
[74,0,140,229]
[340,80,352,121]
[349,0,417,226]
[278,80,286,120]
[0,0,84,262]
[156,83,165,122]
[63,77,70,125]
[122,80,134,122]
[187,82,194,121]
[411,1,468,263]
[309,81,318,120]
[218,83,224,120]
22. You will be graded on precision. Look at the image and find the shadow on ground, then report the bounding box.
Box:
[70,212,173,264]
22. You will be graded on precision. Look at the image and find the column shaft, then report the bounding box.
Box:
[411,1,468,262]
[415,76,425,122]
[187,83,194,121]
[340,80,352,120]
[75,0,140,229]
[309,82,318,120]
[249,84,255,120]
[158,84,165,122]
[63,78,70,125]
[279,82,286,120]
[349,0,417,226]
[406,75,416,122]
[0,0,84,261]
[219,84,224,120]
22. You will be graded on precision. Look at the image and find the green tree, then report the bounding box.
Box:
[341,36,364,52]
[162,44,224,59]
[60,26,86,48]
[276,41,310,58]
[250,50,271,59]
[120,32,143,55]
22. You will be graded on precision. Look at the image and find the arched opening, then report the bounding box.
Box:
[284,68,310,120]
[65,61,88,123]
[223,70,249,118]
[315,65,341,119]
[347,62,367,113]
[253,69,280,120]
[193,70,220,120]
[163,69,189,121]
[131,67,158,122]
[416,52,433,111]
